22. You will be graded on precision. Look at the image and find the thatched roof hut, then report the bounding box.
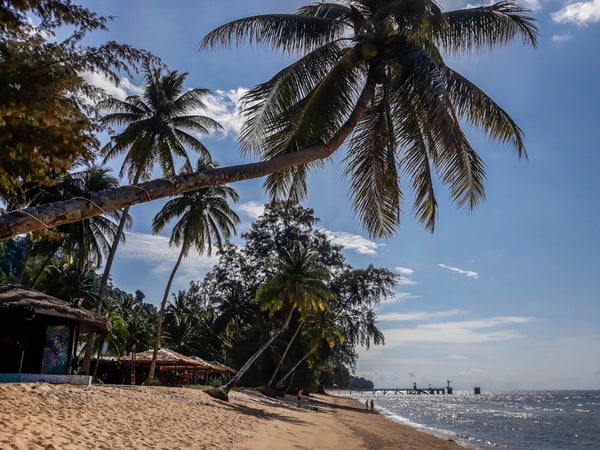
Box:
[207,360,237,375]
[120,349,220,372]
[0,282,110,376]
[0,282,109,333]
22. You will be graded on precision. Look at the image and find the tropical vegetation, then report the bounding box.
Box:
[0,0,537,396]
[0,204,395,393]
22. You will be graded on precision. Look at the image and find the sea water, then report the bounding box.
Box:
[347,390,600,449]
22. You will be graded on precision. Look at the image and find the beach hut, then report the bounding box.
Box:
[119,348,224,386]
[0,282,110,383]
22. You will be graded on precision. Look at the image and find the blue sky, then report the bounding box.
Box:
[77,0,600,391]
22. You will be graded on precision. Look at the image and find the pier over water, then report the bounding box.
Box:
[336,387,451,395]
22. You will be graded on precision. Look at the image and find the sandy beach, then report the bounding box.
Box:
[0,383,463,449]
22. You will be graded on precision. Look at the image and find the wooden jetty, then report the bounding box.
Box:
[337,387,450,395]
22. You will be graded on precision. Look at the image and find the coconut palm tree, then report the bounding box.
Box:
[0,2,537,245]
[207,246,336,401]
[147,158,240,382]
[81,66,222,374]
[97,64,222,295]
[200,0,537,237]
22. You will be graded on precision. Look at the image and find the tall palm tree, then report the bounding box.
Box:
[0,2,537,246]
[207,246,336,401]
[147,158,240,382]
[200,0,538,236]
[81,66,222,374]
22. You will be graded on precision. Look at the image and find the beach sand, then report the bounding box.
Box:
[0,383,463,449]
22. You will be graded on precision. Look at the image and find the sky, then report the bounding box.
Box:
[73,0,600,391]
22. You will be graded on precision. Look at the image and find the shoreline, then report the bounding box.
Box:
[0,382,463,449]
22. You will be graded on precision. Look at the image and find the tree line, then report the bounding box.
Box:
[1,203,396,397]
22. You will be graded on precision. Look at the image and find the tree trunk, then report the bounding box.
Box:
[147,247,185,382]
[80,202,132,375]
[17,238,32,284]
[206,312,294,401]
[277,345,318,388]
[29,247,57,288]
[81,170,139,376]
[0,77,376,240]
[267,321,303,388]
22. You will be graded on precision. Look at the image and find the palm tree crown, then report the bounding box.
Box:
[200,1,537,236]
[256,246,336,329]
[99,65,223,182]
[152,159,240,258]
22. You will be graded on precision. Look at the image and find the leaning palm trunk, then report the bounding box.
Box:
[0,77,376,240]
[276,345,318,388]
[206,313,293,401]
[267,321,303,388]
[147,247,185,382]
[29,248,58,288]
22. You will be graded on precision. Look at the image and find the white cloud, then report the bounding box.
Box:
[397,276,420,285]
[438,263,478,279]
[382,292,420,304]
[378,310,461,322]
[395,266,414,276]
[237,201,265,220]
[382,316,533,345]
[552,33,573,42]
[447,354,469,360]
[552,0,600,25]
[321,230,381,255]
[118,231,217,279]
[82,72,143,100]
[521,0,543,11]
[201,88,248,138]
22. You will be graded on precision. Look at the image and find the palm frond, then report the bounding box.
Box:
[442,67,526,157]
[388,39,485,217]
[199,13,346,55]
[261,53,364,160]
[396,105,438,231]
[345,85,401,238]
[239,41,349,155]
[440,1,538,54]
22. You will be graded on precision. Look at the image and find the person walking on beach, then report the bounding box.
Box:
[297,389,303,408]
[365,400,369,411]
[370,399,374,412]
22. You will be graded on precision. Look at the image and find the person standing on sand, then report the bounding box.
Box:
[365,400,369,411]
[297,389,303,408]
[370,399,374,412]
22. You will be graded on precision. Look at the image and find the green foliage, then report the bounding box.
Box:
[347,375,374,390]
[0,0,155,199]
[193,203,396,389]
[0,237,26,281]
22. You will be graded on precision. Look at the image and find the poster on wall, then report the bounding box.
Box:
[41,325,71,374]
